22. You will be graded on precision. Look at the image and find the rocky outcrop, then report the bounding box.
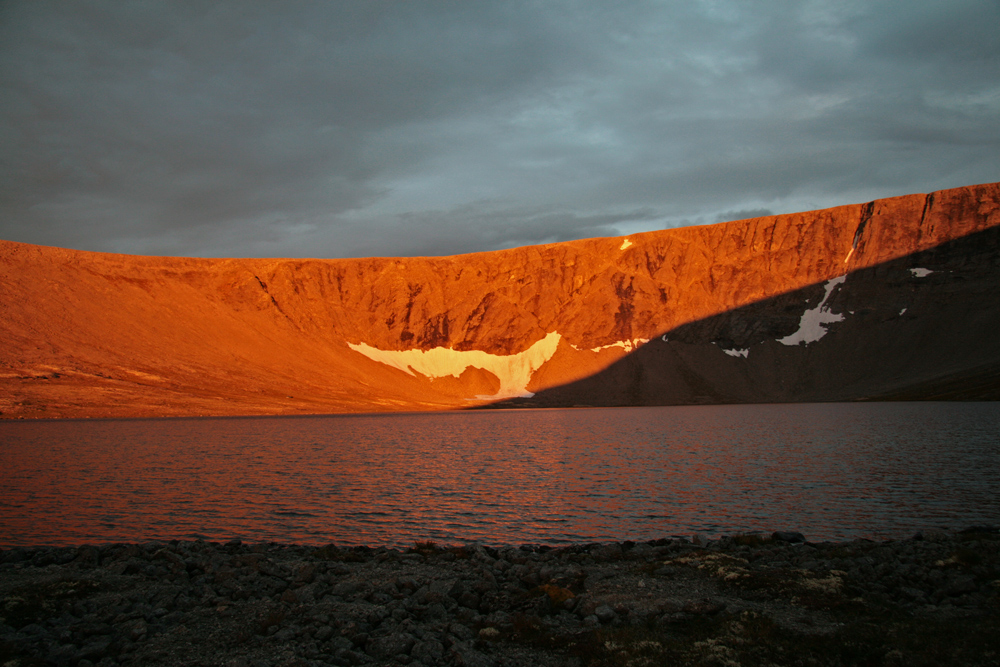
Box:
[1,182,998,418]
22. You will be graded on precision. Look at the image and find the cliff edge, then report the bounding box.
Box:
[2,181,998,418]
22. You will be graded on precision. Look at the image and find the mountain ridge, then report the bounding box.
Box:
[2,181,998,418]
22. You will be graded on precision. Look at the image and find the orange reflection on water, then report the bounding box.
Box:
[1,403,998,547]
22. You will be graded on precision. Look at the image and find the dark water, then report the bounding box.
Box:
[1,403,998,548]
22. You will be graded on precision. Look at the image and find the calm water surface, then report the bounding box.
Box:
[1,403,998,547]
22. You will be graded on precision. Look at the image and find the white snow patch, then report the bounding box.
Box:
[349,332,562,400]
[619,238,633,250]
[661,334,669,342]
[588,338,649,353]
[723,348,749,358]
[910,267,933,278]
[899,308,907,315]
[778,275,847,346]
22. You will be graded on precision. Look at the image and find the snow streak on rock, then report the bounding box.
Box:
[619,239,633,250]
[778,276,847,346]
[348,332,562,400]
[723,348,749,358]
[910,268,933,277]
[588,338,649,353]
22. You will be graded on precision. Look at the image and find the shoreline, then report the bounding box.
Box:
[2,528,998,666]
[0,520,991,553]
[3,398,998,422]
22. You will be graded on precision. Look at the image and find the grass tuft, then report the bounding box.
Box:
[409,540,439,556]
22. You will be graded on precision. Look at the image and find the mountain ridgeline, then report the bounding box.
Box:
[2,182,998,419]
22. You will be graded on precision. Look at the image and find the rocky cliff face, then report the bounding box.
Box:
[490,223,1000,409]
[2,182,998,418]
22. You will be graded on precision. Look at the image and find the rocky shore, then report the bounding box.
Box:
[2,528,998,667]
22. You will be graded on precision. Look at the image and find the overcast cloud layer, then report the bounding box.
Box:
[1,1,998,259]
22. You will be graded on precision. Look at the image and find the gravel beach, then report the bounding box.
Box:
[2,528,998,667]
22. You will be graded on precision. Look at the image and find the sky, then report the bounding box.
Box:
[1,1,998,260]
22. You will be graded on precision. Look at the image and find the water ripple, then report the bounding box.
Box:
[1,404,998,547]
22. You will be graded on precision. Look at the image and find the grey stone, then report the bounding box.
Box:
[47,644,79,667]
[332,581,360,597]
[19,623,49,636]
[273,626,297,642]
[294,562,316,583]
[683,599,726,615]
[458,591,480,609]
[421,602,448,621]
[772,531,806,543]
[366,632,415,659]
[397,577,419,592]
[333,648,365,664]
[594,605,616,624]
[449,622,475,641]
[428,578,462,601]
[450,642,496,667]
[590,544,622,561]
[945,575,977,596]
[74,638,111,662]
[411,639,445,663]
[482,610,512,629]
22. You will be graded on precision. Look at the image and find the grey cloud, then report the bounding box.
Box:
[1,0,998,258]
[715,209,774,224]
[858,0,1000,66]
[300,204,661,260]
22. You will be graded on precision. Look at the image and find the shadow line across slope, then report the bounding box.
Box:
[479,225,1000,409]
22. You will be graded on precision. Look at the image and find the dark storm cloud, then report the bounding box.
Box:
[1,0,997,258]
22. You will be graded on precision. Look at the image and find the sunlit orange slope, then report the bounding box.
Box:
[1,181,998,419]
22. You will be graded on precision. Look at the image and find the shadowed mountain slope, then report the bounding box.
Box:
[1,181,998,418]
[484,224,1000,409]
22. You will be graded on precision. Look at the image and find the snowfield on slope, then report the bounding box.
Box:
[778,275,847,346]
[349,332,562,400]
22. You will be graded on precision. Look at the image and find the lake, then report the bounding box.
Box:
[1,403,998,548]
